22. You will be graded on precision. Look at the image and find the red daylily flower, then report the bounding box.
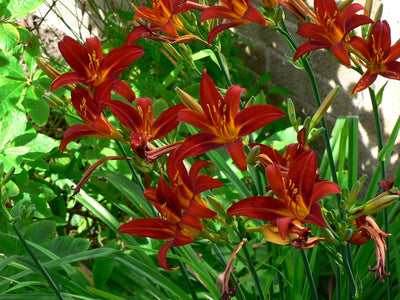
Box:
[293,0,373,66]
[134,0,205,38]
[51,36,144,102]
[59,87,124,152]
[119,153,219,270]
[107,98,185,160]
[227,150,341,239]
[350,20,400,96]
[200,0,267,43]
[348,215,390,282]
[176,70,285,171]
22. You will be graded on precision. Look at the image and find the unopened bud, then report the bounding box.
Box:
[36,57,61,81]
[351,193,399,220]
[348,174,367,206]
[42,94,65,110]
[175,87,203,113]
[245,96,254,108]
[208,196,226,216]
[247,145,260,164]
[320,227,338,245]
[342,228,353,241]
[374,3,382,22]
[308,127,325,141]
[337,0,354,11]
[310,86,339,129]
[161,43,182,61]
[364,0,372,17]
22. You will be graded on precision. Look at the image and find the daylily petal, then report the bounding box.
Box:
[242,5,267,25]
[227,196,293,220]
[50,72,80,91]
[330,42,351,66]
[102,44,144,78]
[85,36,103,61]
[236,104,285,137]
[58,36,90,76]
[303,203,327,227]
[350,70,377,97]
[118,218,175,239]
[225,138,247,171]
[152,104,185,139]
[200,6,240,21]
[174,133,223,161]
[293,40,329,61]
[178,109,216,133]
[310,180,341,204]
[207,21,243,43]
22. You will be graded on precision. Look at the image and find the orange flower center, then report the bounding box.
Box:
[206,101,238,141]
[318,9,345,45]
[286,179,309,220]
[370,34,387,73]
[87,52,103,87]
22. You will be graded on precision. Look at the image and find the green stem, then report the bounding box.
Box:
[242,243,265,300]
[300,250,318,300]
[12,222,64,300]
[368,87,393,300]
[171,248,198,300]
[215,50,232,87]
[336,266,341,300]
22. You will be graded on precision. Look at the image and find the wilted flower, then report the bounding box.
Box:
[348,216,390,282]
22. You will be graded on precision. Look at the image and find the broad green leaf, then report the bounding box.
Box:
[16,26,31,44]
[0,23,18,53]
[6,179,19,197]
[0,1,11,19]
[24,220,56,245]
[44,236,90,258]
[24,85,49,126]
[0,49,25,78]
[0,76,25,116]
[24,35,40,76]
[7,0,44,20]
[0,153,22,173]
[93,256,115,288]
[0,108,27,149]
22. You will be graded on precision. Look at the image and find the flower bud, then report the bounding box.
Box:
[175,87,203,113]
[351,193,399,220]
[42,94,65,110]
[320,227,338,245]
[247,145,260,164]
[342,228,353,241]
[208,196,227,216]
[348,174,367,206]
[310,86,339,130]
[36,57,61,81]
[374,3,383,22]
[364,0,373,17]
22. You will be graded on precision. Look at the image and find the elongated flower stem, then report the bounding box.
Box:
[12,222,65,300]
[368,87,393,300]
[216,50,233,87]
[301,250,318,300]
[242,243,266,299]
